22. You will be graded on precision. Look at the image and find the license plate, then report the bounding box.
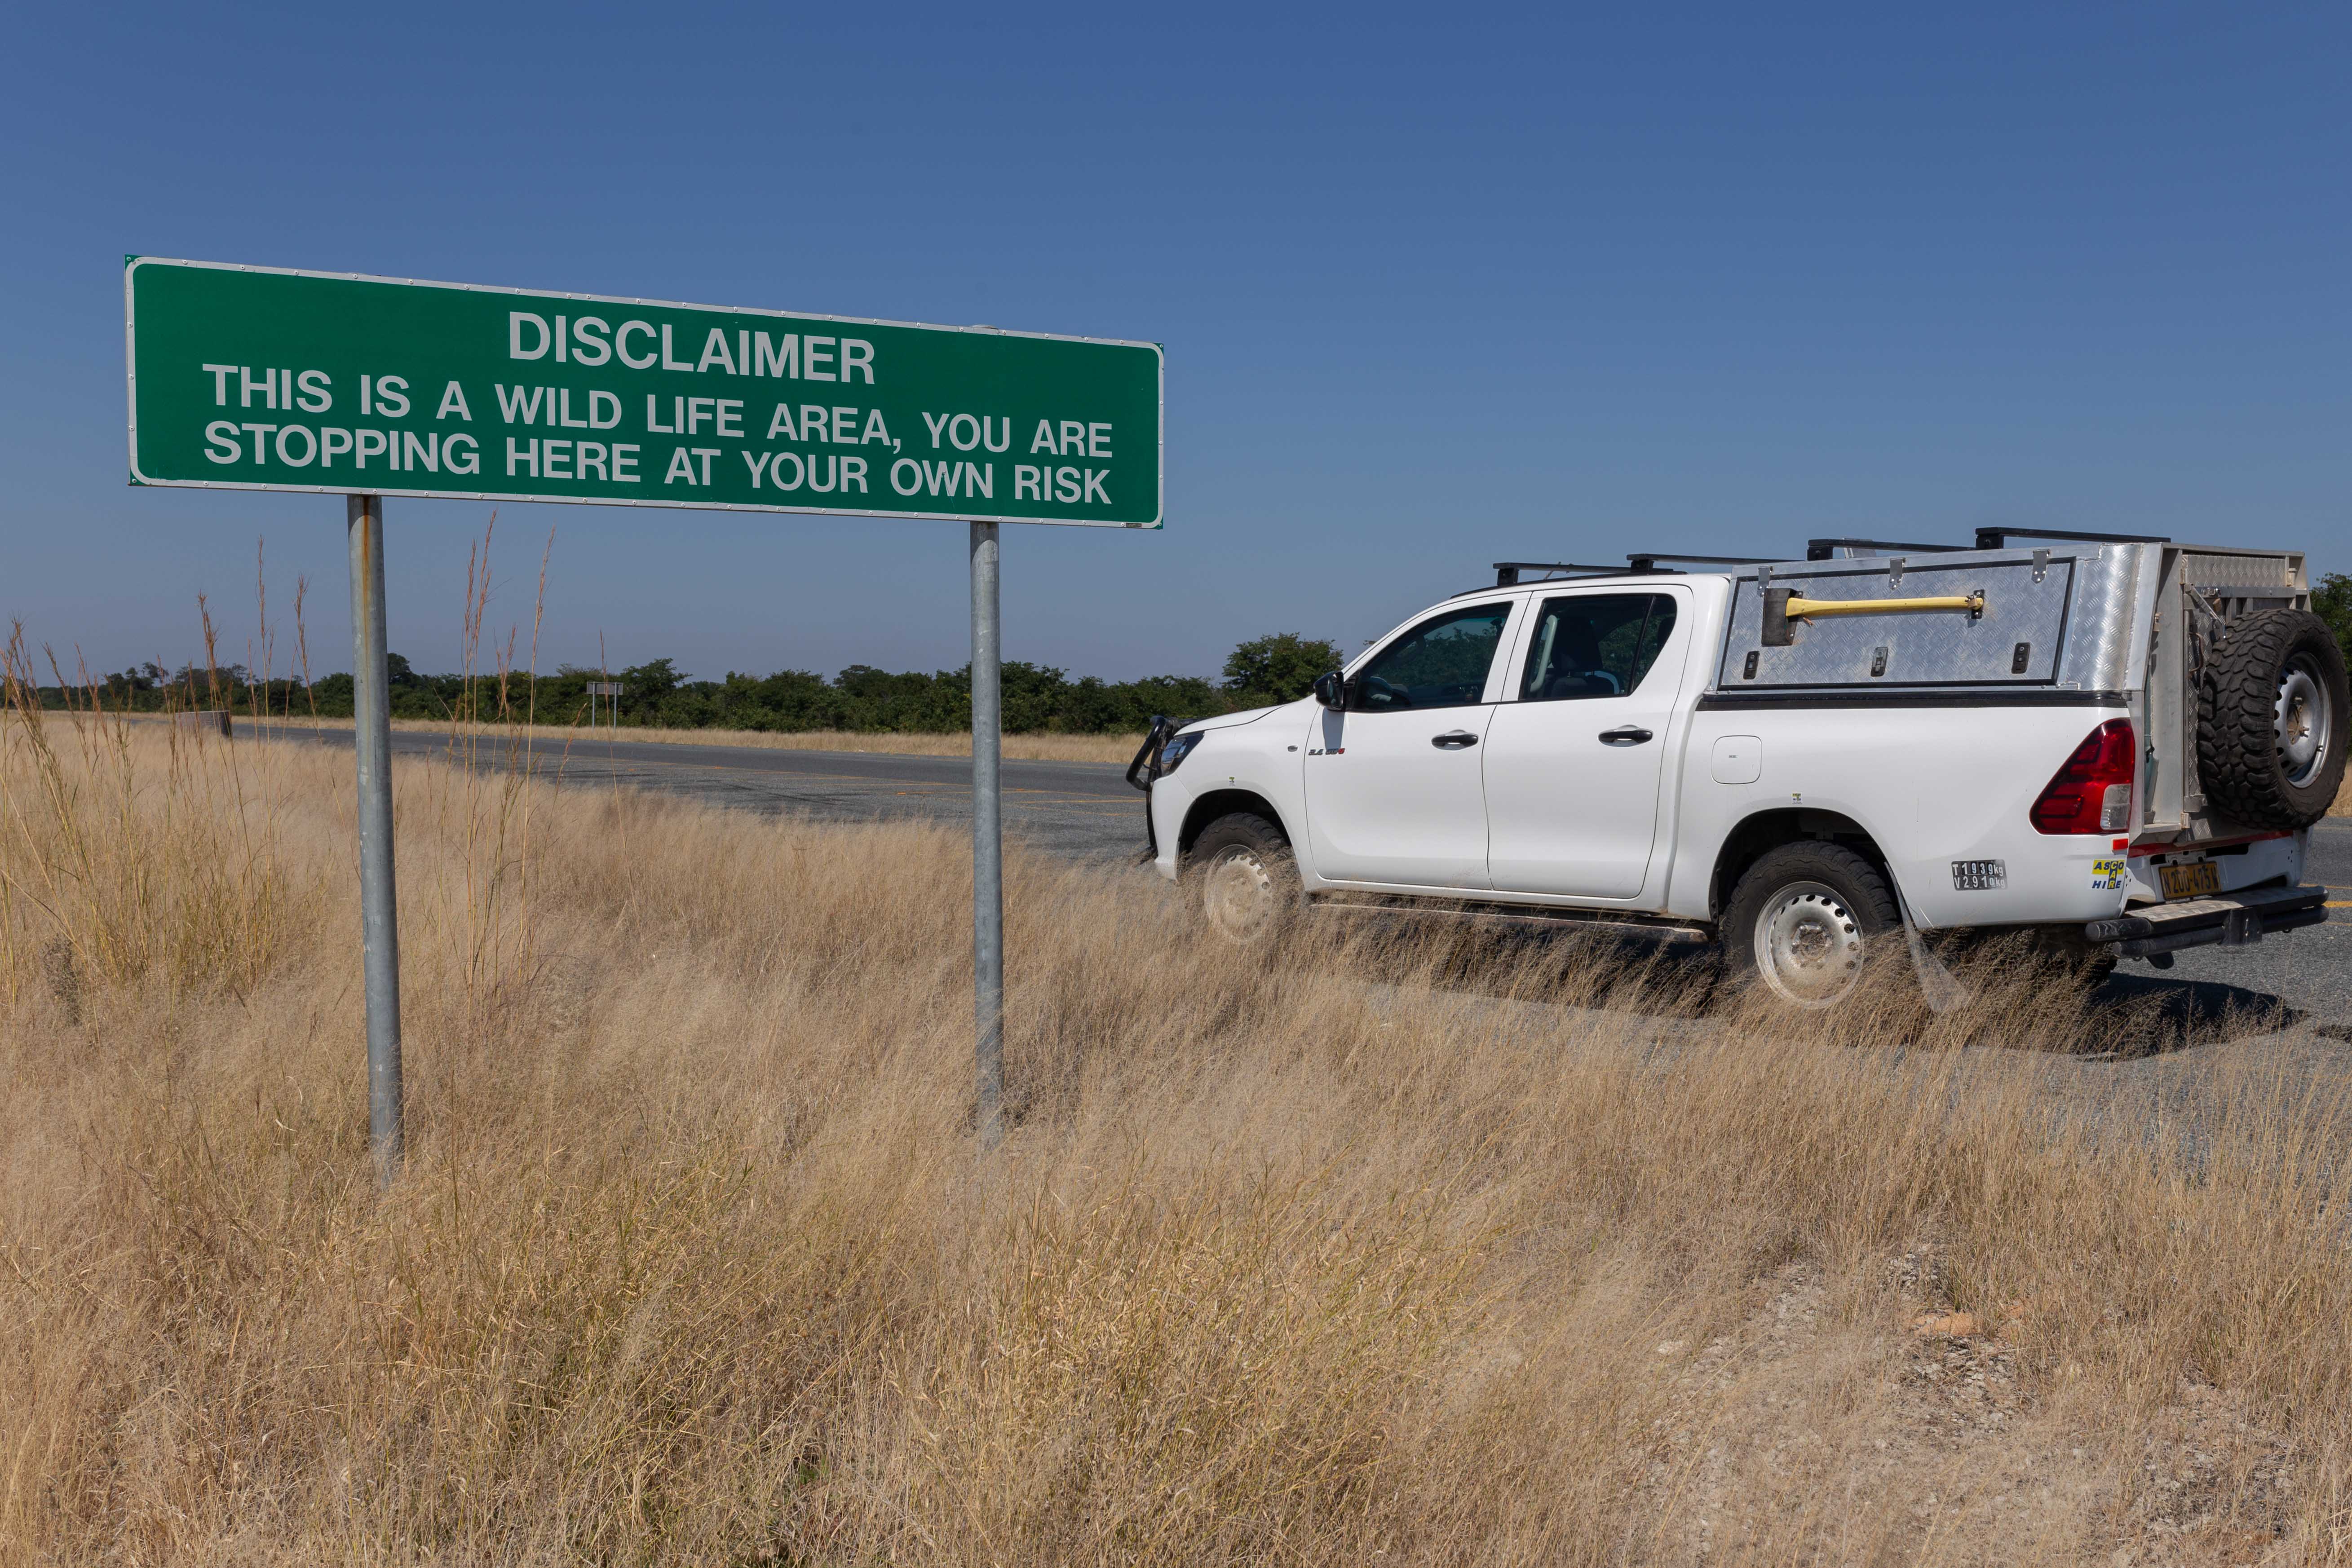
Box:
[2160,860,2221,900]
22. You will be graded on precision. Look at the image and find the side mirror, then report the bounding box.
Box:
[1313,671,1347,710]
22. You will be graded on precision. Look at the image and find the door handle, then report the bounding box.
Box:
[1598,726,1653,746]
[1431,730,1480,749]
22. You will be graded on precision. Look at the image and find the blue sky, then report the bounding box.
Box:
[5,3,2346,683]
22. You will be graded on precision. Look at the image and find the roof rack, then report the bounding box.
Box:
[1624,552,1775,571]
[1804,537,1967,561]
[1493,561,1674,586]
[1487,530,2188,595]
[1971,526,2170,550]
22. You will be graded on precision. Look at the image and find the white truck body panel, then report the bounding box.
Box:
[1302,699,1499,888]
[1483,583,1700,900]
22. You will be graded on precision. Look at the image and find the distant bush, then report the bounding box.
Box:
[1221,633,1344,708]
[2316,572,2351,663]
[48,640,1340,735]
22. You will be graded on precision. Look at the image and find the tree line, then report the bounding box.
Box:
[58,632,1348,735]
[47,572,2352,733]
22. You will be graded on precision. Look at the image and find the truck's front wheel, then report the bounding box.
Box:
[1185,812,1300,946]
[1724,842,1903,1009]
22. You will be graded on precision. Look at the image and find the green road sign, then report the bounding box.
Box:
[124,257,1163,528]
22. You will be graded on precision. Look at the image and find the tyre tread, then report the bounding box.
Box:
[1185,812,1298,945]
[1188,811,1290,863]
[1721,840,1901,982]
[2197,609,2348,830]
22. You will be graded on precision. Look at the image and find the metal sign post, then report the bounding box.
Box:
[346,494,403,1185]
[587,679,621,729]
[127,257,1163,1162]
[970,522,1004,1147]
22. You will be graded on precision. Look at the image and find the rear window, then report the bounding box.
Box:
[1519,594,1676,701]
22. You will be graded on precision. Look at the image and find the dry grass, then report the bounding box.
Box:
[8,703,2352,1562]
[202,712,1149,764]
[2333,768,2351,816]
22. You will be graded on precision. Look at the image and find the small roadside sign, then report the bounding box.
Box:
[125,257,1164,529]
[585,680,621,730]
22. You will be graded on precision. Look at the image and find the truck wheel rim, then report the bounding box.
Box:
[1203,848,1279,943]
[1754,881,1865,1007]
[2277,658,2331,786]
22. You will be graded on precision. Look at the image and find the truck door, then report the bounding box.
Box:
[1482,588,1691,900]
[1302,598,1517,889]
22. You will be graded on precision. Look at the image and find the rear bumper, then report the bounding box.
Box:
[2085,883,2330,958]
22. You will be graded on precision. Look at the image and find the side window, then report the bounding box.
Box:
[1350,603,1512,711]
[1518,594,1678,702]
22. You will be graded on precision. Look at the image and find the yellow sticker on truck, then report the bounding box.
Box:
[2089,857,2128,892]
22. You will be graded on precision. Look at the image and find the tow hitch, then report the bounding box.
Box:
[2085,883,2329,958]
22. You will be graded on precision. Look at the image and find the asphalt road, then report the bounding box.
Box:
[290,728,2352,1028]
[372,728,1154,861]
[2139,821,2350,1023]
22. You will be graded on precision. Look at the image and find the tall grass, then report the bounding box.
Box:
[0,626,309,1004]
[4,711,2352,1559]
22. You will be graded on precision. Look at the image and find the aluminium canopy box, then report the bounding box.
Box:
[1715,546,2128,693]
[1711,541,2310,840]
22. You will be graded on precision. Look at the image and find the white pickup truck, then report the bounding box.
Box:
[1134,532,2346,1008]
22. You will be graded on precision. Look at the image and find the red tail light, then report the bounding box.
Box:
[2029,719,2135,835]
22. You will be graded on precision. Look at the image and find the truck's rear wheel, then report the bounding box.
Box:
[1724,843,1902,1009]
[1186,813,1299,946]
[2199,608,2348,829]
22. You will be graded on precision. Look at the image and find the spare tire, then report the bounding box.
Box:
[2198,608,2349,829]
